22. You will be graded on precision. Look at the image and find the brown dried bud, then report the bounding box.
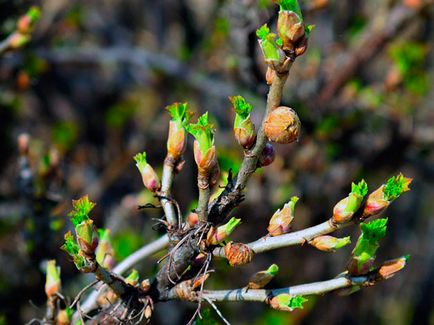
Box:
[224,242,254,267]
[264,106,301,144]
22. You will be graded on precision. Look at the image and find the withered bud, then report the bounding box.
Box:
[264,106,301,144]
[225,242,254,267]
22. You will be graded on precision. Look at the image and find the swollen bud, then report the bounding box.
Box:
[362,174,412,220]
[310,235,351,252]
[206,217,242,246]
[267,196,298,236]
[57,307,73,325]
[333,180,368,224]
[75,219,98,256]
[257,143,276,168]
[225,242,254,267]
[45,260,61,298]
[269,294,308,312]
[247,264,279,289]
[256,25,289,72]
[166,102,192,160]
[264,106,301,144]
[96,229,115,269]
[377,255,409,280]
[9,32,30,49]
[187,113,219,181]
[277,10,304,52]
[229,96,256,149]
[17,6,41,34]
[134,152,161,192]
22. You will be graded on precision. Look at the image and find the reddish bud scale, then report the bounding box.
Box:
[233,120,256,149]
[225,242,254,267]
[264,106,301,144]
[362,186,390,219]
[193,141,218,175]
[378,256,408,280]
[267,197,298,237]
[140,164,161,192]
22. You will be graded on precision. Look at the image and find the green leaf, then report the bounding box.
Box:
[68,195,95,227]
[266,264,279,276]
[276,0,302,19]
[62,232,79,256]
[166,102,191,127]
[229,96,252,119]
[186,112,215,153]
[256,24,270,41]
[133,152,148,171]
[383,174,412,201]
[351,180,368,197]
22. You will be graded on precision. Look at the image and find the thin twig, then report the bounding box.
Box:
[204,297,231,325]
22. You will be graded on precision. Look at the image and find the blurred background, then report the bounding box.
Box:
[0,0,433,324]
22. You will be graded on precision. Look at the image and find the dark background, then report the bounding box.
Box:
[0,0,433,324]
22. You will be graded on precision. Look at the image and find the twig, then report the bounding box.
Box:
[204,297,231,325]
[194,275,370,303]
[213,217,343,257]
[160,159,178,226]
[197,177,211,222]
[0,35,13,54]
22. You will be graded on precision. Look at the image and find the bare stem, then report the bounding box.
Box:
[168,274,372,303]
[0,35,12,54]
[198,174,211,222]
[160,160,178,226]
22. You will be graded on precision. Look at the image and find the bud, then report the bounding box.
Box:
[333,180,368,224]
[45,260,61,298]
[269,294,307,312]
[266,67,275,85]
[225,242,254,267]
[256,25,289,72]
[187,113,219,177]
[17,133,30,155]
[267,196,298,236]
[75,219,98,255]
[57,307,73,325]
[347,218,388,275]
[96,229,115,269]
[310,235,351,252]
[378,255,409,280]
[68,196,98,255]
[17,6,41,33]
[166,102,192,160]
[247,264,279,289]
[264,106,301,144]
[206,217,241,246]
[229,96,256,149]
[9,32,30,49]
[134,152,161,192]
[187,212,199,227]
[257,143,276,168]
[362,174,412,219]
[277,10,304,52]
[125,269,140,286]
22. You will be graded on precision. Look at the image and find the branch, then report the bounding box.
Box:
[168,274,374,303]
[208,69,291,224]
[213,219,343,257]
[160,159,178,226]
[80,234,169,313]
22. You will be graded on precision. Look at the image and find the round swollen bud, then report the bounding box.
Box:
[166,102,191,160]
[57,308,73,325]
[224,242,254,267]
[257,143,276,168]
[264,106,301,144]
[75,219,98,256]
[229,96,256,149]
